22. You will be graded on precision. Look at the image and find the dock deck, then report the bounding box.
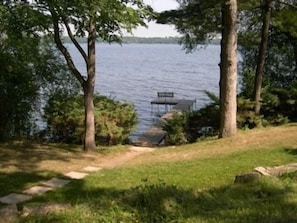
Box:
[132,92,196,147]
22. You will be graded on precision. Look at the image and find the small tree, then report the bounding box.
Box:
[33,0,153,151]
[44,93,137,145]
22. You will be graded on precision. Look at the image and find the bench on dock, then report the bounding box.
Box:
[157,92,174,98]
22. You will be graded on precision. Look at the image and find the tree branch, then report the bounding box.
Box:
[48,3,86,87]
[58,11,88,65]
[274,1,297,9]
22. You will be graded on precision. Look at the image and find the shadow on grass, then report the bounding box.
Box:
[0,141,92,172]
[284,147,297,156]
[0,141,86,197]
[0,171,61,197]
[25,177,297,223]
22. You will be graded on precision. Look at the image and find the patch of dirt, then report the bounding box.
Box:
[22,203,71,217]
[100,146,155,169]
[0,143,155,174]
[124,124,297,166]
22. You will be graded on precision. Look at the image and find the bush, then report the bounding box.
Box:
[44,92,137,145]
[163,92,220,145]
[237,98,263,129]
[261,87,297,124]
[94,95,137,145]
[163,112,189,145]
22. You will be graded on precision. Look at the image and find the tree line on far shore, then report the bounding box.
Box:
[61,36,221,45]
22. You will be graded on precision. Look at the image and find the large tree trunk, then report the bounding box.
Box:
[254,0,272,115]
[83,17,97,151]
[49,2,97,151]
[219,0,238,138]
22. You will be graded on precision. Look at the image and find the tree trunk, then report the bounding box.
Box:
[83,17,97,151]
[254,0,272,115]
[293,42,297,74]
[48,2,97,151]
[219,0,238,138]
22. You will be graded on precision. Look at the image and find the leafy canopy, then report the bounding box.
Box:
[34,0,154,42]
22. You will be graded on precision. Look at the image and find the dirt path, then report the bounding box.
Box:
[99,146,155,169]
[0,144,155,174]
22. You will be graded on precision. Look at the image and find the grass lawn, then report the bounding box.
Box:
[1,124,297,222]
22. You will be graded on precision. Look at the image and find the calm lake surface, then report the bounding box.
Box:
[69,43,220,138]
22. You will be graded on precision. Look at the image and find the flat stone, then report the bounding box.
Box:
[0,193,32,204]
[23,186,53,195]
[42,178,71,188]
[64,171,89,179]
[254,166,271,176]
[82,166,102,172]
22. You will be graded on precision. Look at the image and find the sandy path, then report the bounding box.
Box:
[99,146,155,168]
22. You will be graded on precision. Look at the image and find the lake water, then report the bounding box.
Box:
[69,43,220,138]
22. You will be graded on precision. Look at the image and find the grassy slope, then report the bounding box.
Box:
[4,124,297,222]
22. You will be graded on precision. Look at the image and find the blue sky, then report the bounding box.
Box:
[132,0,180,37]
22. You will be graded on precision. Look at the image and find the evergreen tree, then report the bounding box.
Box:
[158,0,238,138]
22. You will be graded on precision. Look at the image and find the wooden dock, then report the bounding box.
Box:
[132,92,195,147]
[132,127,166,147]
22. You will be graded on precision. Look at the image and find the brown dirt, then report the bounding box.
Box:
[1,124,296,174]
[124,124,297,166]
[0,143,155,175]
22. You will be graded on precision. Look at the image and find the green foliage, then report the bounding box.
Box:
[44,93,137,145]
[0,2,74,141]
[163,92,219,145]
[274,6,297,38]
[237,85,297,128]
[238,1,297,128]
[43,91,83,143]
[35,0,154,42]
[163,112,189,145]
[238,0,297,92]
[94,96,137,145]
[157,0,222,52]
[261,87,297,124]
[237,98,262,129]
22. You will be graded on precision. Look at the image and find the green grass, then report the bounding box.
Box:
[21,148,297,221]
[2,125,297,222]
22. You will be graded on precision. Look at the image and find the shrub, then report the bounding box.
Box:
[237,98,263,129]
[162,92,220,145]
[261,87,297,124]
[44,92,137,145]
[163,112,189,145]
[94,96,137,145]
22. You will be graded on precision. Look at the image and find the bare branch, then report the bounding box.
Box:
[48,3,86,87]
[58,11,88,65]
[274,0,297,9]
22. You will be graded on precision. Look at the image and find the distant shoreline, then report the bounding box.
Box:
[62,36,220,45]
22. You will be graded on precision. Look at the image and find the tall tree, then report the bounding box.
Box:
[238,0,297,97]
[219,0,238,138]
[254,0,272,114]
[33,0,152,151]
[158,0,238,138]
